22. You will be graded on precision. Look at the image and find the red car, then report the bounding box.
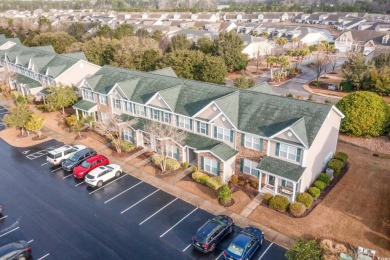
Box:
[73,154,109,179]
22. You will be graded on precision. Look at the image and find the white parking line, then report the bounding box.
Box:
[0,227,20,238]
[41,162,49,166]
[258,243,273,260]
[62,173,73,179]
[215,251,224,260]
[182,243,192,252]
[27,239,34,244]
[104,181,143,204]
[51,167,62,172]
[139,198,178,225]
[26,146,59,160]
[0,112,8,115]
[160,207,198,238]
[89,174,128,195]
[75,181,85,186]
[0,215,8,221]
[37,253,50,260]
[121,189,160,214]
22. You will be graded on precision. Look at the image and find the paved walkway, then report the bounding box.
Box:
[0,94,295,249]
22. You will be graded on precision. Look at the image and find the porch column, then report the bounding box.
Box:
[274,178,278,194]
[75,109,79,119]
[258,171,263,192]
[292,182,297,202]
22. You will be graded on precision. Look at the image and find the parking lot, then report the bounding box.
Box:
[0,139,287,259]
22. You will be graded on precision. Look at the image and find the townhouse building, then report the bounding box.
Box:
[73,65,344,202]
[0,37,101,98]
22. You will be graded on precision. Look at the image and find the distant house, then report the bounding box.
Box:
[239,35,274,59]
[334,30,390,55]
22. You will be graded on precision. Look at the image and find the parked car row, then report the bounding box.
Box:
[46,145,122,188]
[0,240,31,260]
[191,215,264,260]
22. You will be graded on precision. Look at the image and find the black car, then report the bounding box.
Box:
[62,148,96,172]
[192,215,234,253]
[0,240,31,260]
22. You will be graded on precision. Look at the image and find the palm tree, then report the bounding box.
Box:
[261,31,269,38]
[292,37,300,49]
[276,56,290,82]
[274,37,288,55]
[267,55,277,80]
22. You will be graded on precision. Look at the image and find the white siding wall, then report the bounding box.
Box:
[223,156,236,183]
[55,61,101,87]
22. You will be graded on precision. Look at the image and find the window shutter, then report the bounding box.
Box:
[143,107,147,116]
[189,119,193,130]
[201,156,204,170]
[276,143,280,156]
[105,96,108,105]
[121,130,124,140]
[296,148,302,162]
[205,124,209,135]
[217,161,220,175]
[214,126,217,138]
[230,130,234,143]
[241,134,245,146]
[197,121,200,133]
[282,179,286,187]
[175,147,180,160]
[259,138,263,151]
[176,115,179,126]
[240,158,244,172]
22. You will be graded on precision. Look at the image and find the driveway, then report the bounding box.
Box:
[0,139,287,259]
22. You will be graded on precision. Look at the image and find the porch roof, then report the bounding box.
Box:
[257,156,305,182]
[15,74,41,89]
[72,99,97,112]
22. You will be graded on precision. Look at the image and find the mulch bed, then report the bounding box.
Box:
[32,135,48,141]
[74,135,87,140]
[260,162,350,218]
[141,161,184,178]
[230,185,259,200]
[111,147,144,159]
[219,198,235,207]
[268,73,302,85]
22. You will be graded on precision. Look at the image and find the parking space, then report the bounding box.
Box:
[0,139,287,259]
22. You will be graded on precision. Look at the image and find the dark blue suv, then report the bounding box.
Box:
[223,226,264,260]
[192,215,234,253]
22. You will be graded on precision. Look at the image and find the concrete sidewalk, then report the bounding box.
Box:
[0,94,294,250]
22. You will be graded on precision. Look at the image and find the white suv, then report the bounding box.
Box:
[46,145,86,165]
[85,164,122,187]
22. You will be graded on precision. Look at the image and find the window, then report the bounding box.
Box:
[242,159,259,177]
[125,102,132,112]
[198,121,209,135]
[276,143,301,162]
[203,157,219,175]
[152,109,159,120]
[134,104,145,116]
[99,95,108,105]
[244,134,261,150]
[178,116,191,130]
[83,90,93,101]
[123,129,134,143]
[214,126,231,142]
[162,112,171,123]
[113,98,121,109]
[100,112,108,123]
[166,144,179,160]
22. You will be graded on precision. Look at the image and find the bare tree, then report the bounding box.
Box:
[255,45,266,73]
[330,55,338,73]
[95,113,123,153]
[313,54,328,84]
[144,120,187,173]
[0,66,15,97]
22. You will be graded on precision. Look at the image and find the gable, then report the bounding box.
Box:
[212,113,233,129]
[275,129,302,145]
[196,102,221,120]
[111,85,127,100]
[147,93,171,110]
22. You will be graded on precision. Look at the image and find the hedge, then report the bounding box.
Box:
[183,162,189,168]
[152,154,163,165]
[263,193,274,205]
[166,158,181,171]
[289,202,306,217]
[269,195,290,212]
[296,192,313,208]
[327,159,344,176]
[317,173,331,185]
[218,184,232,204]
[334,152,348,163]
[192,171,209,185]
[119,140,135,153]
[205,176,223,191]
[308,187,321,198]
[313,180,326,191]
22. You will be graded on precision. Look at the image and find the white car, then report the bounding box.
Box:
[85,164,122,188]
[46,145,86,165]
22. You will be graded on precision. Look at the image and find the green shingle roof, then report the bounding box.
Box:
[289,117,309,147]
[61,52,87,61]
[248,82,274,94]
[150,67,178,78]
[257,156,306,182]
[15,74,41,89]
[31,45,56,53]
[72,99,97,112]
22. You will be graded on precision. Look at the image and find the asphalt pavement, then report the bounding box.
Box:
[0,105,7,131]
[0,139,287,260]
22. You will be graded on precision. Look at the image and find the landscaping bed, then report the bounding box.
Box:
[140,160,186,181]
[127,150,153,165]
[228,174,259,199]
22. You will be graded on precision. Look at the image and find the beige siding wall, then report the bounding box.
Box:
[268,140,303,165]
[276,130,301,144]
[224,156,236,182]
[56,61,101,87]
[110,89,125,115]
[197,105,220,120]
[213,114,233,129]
[300,109,342,192]
[148,95,170,110]
[197,152,224,176]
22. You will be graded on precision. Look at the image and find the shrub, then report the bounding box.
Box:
[192,171,209,185]
[308,187,321,198]
[166,158,181,171]
[334,152,348,163]
[317,173,331,185]
[340,81,353,92]
[336,91,390,137]
[285,238,321,260]
[313,180,326,191]
[192,166,198,172]
[327,159,344,176]
[289,202,306,217]
[218,184,232,204]
[183,162,189,168]
[230,175,239,185]
[26,94,35,104]
[250,181,258,189]
[296,192,313,208]
[119,140,135,153]
[263,193,274,205]
[151,154,163,165]
[11,90,21,100]
[269,195,290,212]
[205,176,223,190]
[16,95,27,104]
[311,80,324,87]
[36,104,48,111]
